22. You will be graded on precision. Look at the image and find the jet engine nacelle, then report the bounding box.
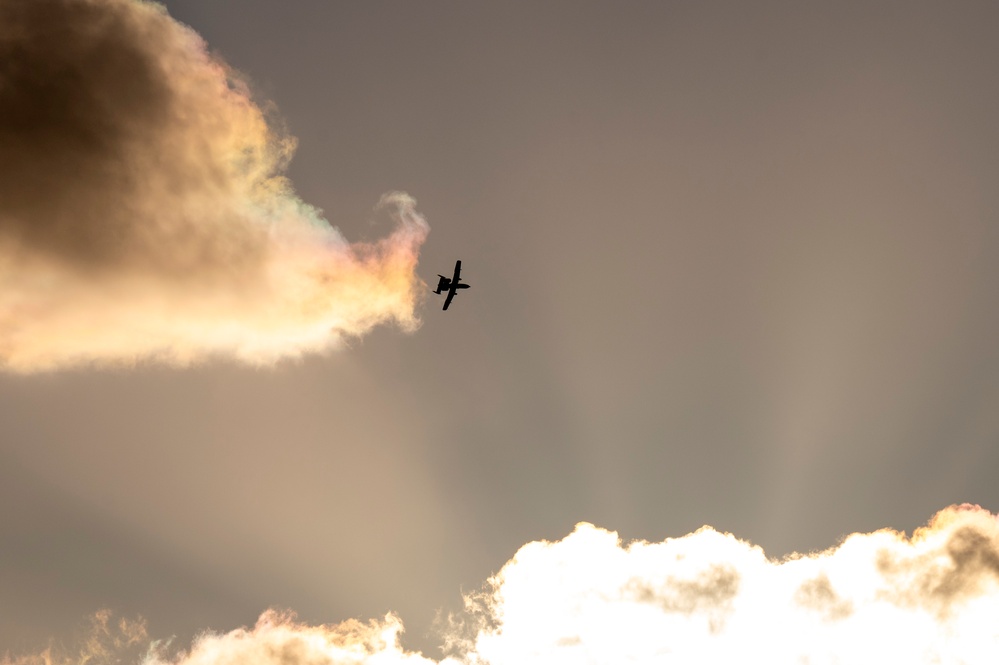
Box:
[434,275,452,294]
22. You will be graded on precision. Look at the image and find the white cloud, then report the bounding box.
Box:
[15,505,994,665]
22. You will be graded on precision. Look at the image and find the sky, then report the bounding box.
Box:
[1,1,998,662]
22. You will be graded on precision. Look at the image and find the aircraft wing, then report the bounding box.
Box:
[443,289,456,310]
[452,260,462,281]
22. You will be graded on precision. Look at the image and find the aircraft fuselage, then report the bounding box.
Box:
[434,260,470,310]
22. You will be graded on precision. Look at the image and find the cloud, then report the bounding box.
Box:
[3,610,149,665]
[450,504,999,664]
[143,612,438,665]
[0,0,429,372]
[7,505,998,665]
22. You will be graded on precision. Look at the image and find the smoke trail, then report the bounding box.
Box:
[0,0,429,372]
[6,505,997,664]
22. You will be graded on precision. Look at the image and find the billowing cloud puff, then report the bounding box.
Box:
[450,504,999,664]
[6,505,997,665]
[146,612,437,665]
[0,0,429,372]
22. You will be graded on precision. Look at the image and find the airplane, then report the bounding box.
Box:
[433,260,470,310]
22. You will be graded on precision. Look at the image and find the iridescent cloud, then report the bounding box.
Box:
[0,0,429,372]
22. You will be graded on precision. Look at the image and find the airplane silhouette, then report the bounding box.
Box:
[433,260,470,310]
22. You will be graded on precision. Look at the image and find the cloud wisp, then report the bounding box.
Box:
[0,0,429,372]
[6,505,998,665]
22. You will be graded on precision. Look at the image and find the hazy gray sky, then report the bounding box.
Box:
[2,0,998,659]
